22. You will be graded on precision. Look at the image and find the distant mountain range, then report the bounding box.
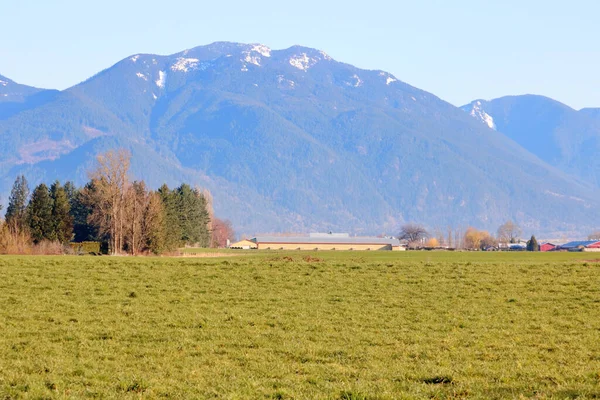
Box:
[1,42,599,236]
[462,96,600,187]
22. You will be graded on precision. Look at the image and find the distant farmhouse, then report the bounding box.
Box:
[230,233,404,251]
[540,242,558,252]
[558,240,600,252]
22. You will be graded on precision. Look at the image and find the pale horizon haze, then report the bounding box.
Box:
[1,0,599,109]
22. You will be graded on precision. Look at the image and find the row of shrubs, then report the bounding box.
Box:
[0,226,104,255]
[67,241,103,255]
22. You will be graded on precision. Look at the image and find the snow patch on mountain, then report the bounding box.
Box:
[468,101,496,130]
[156,71,166,88]
[136,72,148,81]
[251,44,271,57]
[379,72,397,85]
[319,51,332,60]
[545,190,564,198]
[289,53,318,71]
[240,45,271,67]
[130,55,140,63]
[347,74,362,87]
[171,58,201,72]
[243,53,261,67]
[277,75,296,89]
[0,80,7,87]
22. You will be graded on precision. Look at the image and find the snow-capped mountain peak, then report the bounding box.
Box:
[239,44,272,70]
[467,100,496,130]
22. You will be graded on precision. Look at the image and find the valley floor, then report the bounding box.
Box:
[0,252,599,399]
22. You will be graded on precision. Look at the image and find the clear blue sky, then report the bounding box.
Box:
[1,0,598,109]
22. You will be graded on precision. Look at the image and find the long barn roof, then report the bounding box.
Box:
[560,240,600,248]
[251,236,399,245]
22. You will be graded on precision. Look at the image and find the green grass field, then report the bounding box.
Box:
[1,251,600,399]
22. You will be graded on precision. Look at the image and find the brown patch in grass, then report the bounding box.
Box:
[303,256,323,262]
[179,252,245,258]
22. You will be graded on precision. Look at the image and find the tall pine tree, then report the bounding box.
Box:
[5,175,30,232]
[158,184,182,251]
[27,183,53,243]
[66,181,98,242]
[176,184,210,247]
[527,235,540,252]
[50,181,73,243]
[144,191,166,254]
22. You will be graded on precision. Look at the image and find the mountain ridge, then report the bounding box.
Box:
[1,42,600,236]
[462,95,600,188]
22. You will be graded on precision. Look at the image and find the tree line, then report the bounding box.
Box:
[397,221,541,251]
[0,150,234,255]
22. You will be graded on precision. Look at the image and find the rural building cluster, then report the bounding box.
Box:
[230,234,600,253]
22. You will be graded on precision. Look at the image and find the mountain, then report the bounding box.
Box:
[0,74,45,102]
[462,96,600,187]
[0,74,60,120]
[1,43,600,236]
[580,107,600,120]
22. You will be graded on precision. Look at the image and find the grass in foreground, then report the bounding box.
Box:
[0,252,599,399]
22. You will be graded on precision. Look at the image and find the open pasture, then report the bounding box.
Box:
[1,251,600,399]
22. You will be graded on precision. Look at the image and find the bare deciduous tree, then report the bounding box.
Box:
[202,188,215,246]
[497,221,522,244]
[124,181,147,255]
[211,218,235,248]
[85,149,131,255]
[587,231,600,240]
[398,223,429,245]
[123,180,169,255]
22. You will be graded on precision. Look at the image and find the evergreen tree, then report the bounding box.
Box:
[68,181,99,242]
[143,191,167,254]
[26,183,53,243]
[64,181,76,204]
[5,175,30,232]
[176,184,210,247]
[158,184,182,251]
[50,181,73,243]
[527,235,540,252]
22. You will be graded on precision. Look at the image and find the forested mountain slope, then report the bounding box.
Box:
[1,43,599,235]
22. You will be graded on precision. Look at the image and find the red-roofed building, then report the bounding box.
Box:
[540,242,557,252]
